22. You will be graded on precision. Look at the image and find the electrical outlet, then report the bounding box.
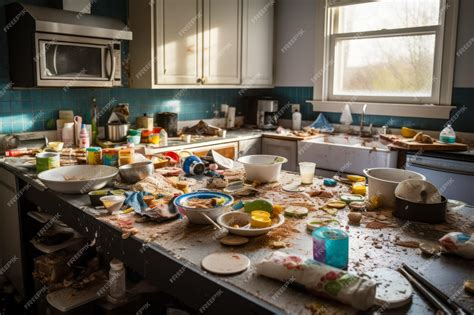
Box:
[291,104,300,113]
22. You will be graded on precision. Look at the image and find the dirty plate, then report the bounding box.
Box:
[217,212,285,237]
[201,252,250,275]
[366,268,413,309]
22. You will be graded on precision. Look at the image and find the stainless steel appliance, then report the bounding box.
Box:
[406,151,474,205]
[106,124,129,142]
[5,3,132,88]
[0,133,48,153]
[257,100,279,130]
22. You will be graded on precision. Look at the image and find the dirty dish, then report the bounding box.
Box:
[394,195,447,224]
[237,155,287,183]
[217,212,285,237]
[363,168,425,207]
[174,191,233,224]
[201,252,250,275]
[38,165,118,194]
[340,194,365,204]
[88,190,109,206]
[282,182,304,192]
[119,161,154,183]
[100,195,125,213]
[219,235,249,246]
[395,179,441,204]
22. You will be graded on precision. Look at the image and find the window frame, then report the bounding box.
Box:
[311,0,459,119]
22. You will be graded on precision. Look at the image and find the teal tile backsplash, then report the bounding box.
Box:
[1,0,473,135]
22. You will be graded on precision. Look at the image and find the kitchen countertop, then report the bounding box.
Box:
[2,161,474,314]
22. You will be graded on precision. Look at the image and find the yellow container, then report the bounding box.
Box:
[352,183,367,195]
[149,134,160,145]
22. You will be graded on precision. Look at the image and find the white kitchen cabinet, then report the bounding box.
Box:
[238,138,262,157]
[155,0,203,85]
[129,0,273,88]
[262,137,297,172]
[242,0,274,85]
[203,0,242,85]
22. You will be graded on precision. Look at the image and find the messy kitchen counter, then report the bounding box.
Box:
[2,157,474,315]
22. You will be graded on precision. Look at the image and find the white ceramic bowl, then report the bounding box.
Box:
[174,192,234,224]
[38,165,118,194]
[217,212,285,237]
[100,195,126,213]
[363,168,426,207]
[237,155,287,183]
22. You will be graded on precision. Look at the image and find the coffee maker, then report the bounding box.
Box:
[257,100,279,130]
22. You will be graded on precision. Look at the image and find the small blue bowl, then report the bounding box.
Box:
[174,191,234,224]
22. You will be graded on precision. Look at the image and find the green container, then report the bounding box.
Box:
[36,152,60,173]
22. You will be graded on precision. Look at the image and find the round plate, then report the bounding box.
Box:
[220,235,249,246]
[283,183,304,192]
[366,268,413,309]
[201,253,250,275]
[217,212,285,237]
[340,194,365,203]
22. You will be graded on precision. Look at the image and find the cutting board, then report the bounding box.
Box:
[380,134,468,151]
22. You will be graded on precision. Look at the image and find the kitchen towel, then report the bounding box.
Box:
[256,251,376,310]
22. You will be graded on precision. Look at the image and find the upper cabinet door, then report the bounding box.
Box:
[155,0,203,85]
[242,0,274,86]
[203,0,242,85]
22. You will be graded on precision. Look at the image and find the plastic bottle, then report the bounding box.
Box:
[108,259,126,300]
[79,124,90,148]
[292,109,302,131]
[91,98,98,145]
[159,128,168,146]
[439,124,456,143]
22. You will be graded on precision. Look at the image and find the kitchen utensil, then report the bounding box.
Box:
[38,165,118,194]
[216,212,285,237]
[88,190,109,207]
[401,263,470,315]
[201,253,250,275]
[106,123,129,142]
[398,267,453,315]
[394,195,447,224]
[363,168,425,207]
[299,162,316,184]
[36,152,60,173]
[155,112,178,137]
[173,191,233,224]
[200,212,228,239]
[118,161,154,183]
[100,195,126,213]
[237,155,287,183]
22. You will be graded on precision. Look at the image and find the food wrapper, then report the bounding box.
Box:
[439,232,474,259]
[256,252,376,310]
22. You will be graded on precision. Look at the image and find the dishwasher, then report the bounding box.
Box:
[406,152,474,205]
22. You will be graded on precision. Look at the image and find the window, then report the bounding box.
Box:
[312,0,459,118]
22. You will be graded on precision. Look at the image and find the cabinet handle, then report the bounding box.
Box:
[196,78,202,84]
[202,77,207,84]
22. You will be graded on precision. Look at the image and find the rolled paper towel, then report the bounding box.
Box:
[439,232,474,259]
[256,251,376,310]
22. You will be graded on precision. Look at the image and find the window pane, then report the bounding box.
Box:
[333,0,441,33]
[333,35,436,97]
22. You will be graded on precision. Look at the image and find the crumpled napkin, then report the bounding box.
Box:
[124,191,151,212]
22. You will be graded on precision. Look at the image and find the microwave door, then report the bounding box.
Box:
[104,44,116,83]
[36,36,113,87]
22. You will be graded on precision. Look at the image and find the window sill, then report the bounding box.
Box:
[306,101,455,119]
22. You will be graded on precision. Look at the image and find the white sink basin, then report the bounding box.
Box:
[298,135,398,176]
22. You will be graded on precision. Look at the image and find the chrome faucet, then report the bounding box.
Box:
[360,104,367,136]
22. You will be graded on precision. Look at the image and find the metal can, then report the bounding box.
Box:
[103,148,119,167]
[86,147,102,165]
[36,152,60,173]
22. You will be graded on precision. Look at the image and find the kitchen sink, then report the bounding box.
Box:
[298,134,398,176]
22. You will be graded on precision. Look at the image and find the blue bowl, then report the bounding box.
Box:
[174,191,234,224]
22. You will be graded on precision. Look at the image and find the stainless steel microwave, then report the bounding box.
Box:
[35,33,122,87]
[6,3,132,88]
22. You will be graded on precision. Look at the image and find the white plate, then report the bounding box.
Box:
[217,212,285,237]
[201,253,250,275]
[38,165,118,194]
